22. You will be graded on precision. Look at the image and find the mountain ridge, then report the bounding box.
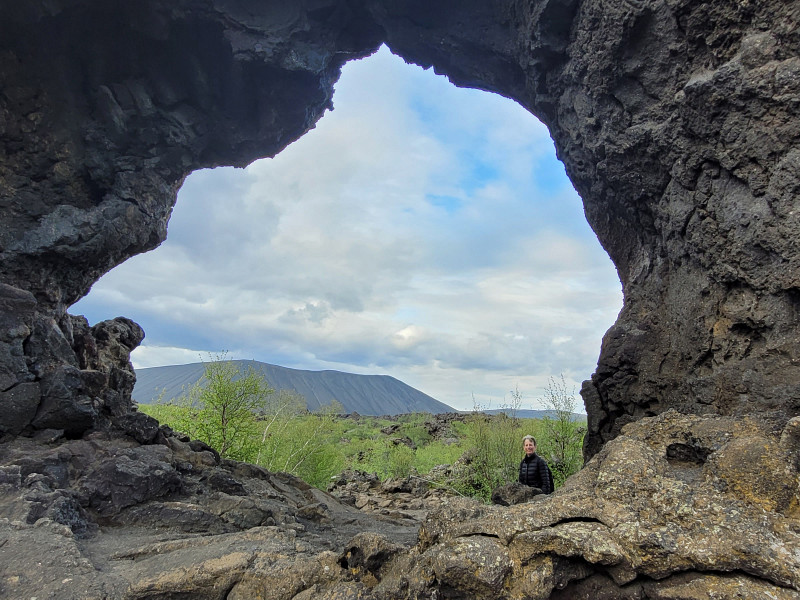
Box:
[483,408,587,421]
[133,360,456,416]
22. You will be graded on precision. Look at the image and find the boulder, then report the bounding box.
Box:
[491,481,541,506]
[0,0,798,454]
[393,411,800,599]
[1,0,800,597]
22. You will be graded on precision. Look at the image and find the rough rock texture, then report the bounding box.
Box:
[2,0,800,598]
[327,469,453,521]
[560,0,800,457]
[0,422,421,599]
[384,411,800,599]
[1,411,798,598]
[0,0,384,438]
[491,481,543,506]
[1,0,799,451]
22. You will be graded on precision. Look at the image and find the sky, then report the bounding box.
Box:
[71,45,623,413]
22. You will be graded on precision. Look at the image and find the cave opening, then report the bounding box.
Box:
[72,45,621,412]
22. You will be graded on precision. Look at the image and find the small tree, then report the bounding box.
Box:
[257,397,344,486]
[540,375,585,486]
[185,354,273,460]
[459,388,524,501]
[255,389,306,466]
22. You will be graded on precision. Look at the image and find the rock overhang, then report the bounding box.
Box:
[1,0,799,459]
[1,1,800,598]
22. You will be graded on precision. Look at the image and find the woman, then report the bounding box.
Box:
[518,435,553,494]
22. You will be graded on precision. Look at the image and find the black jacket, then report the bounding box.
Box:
[518,453,553,494]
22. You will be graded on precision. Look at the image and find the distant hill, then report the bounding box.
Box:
[483,408,587,421]
[133,360,456,416]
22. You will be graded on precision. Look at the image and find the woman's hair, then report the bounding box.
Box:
[522,434,536,445]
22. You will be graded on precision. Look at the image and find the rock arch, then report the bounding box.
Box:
[1,0,799,456]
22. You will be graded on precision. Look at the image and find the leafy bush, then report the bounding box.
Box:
[140,364,586,498]
[255,399,345,487]
[447,390,524,501]
[401,424,432,448]
[537,375,586,487]
[171,355,274,461]
[287,413,346,488]
[387,444,415,478]
[412,440,465,475]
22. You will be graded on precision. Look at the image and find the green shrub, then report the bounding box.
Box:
[412,440,464,475]
[388,444,415,478]
[401,424,432,448]
[449,390,526,501]
[289,415,346,488]
[141,384,585,497]
[537,375,586,487]
[254,401,344,485]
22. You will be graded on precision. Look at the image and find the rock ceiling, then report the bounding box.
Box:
[1,1,799,597]
[3,0,799,451]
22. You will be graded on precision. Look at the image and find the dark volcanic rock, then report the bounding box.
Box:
[1,0,800,598]
[0,0,798,451]
[0,426,422,598]
[79,445,183,517]
[491,481,541,506]
[0,0,384,438]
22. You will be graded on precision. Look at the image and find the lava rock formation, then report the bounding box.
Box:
[1,0,799,598]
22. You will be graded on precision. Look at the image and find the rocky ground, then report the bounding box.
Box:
[1,409,798,599]
[327,468,458,522]
[2,2,800,596]
[0,415,421,599]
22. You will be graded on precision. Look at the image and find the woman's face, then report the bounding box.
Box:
[523,439,536,456]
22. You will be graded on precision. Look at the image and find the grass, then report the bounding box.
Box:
[139,404,585,501]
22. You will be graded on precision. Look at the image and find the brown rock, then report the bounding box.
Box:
[491,481,541,506]
[1,1,800,598]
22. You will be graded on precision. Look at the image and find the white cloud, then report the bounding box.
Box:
[72,46,622,412]
[131,345,212,370]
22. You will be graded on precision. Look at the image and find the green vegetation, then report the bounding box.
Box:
[450,389,524,500]
[140,359,586,501]
[539,375,586,487]
[144,354,273,461]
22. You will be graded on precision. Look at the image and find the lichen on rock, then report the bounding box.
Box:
[1,0,799,597]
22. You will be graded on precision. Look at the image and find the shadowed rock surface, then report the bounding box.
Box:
[1,0,800,597]
[0,420,421,599]
[2,0,799,452]
[1,411,798,598]
[491,481,543,506]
